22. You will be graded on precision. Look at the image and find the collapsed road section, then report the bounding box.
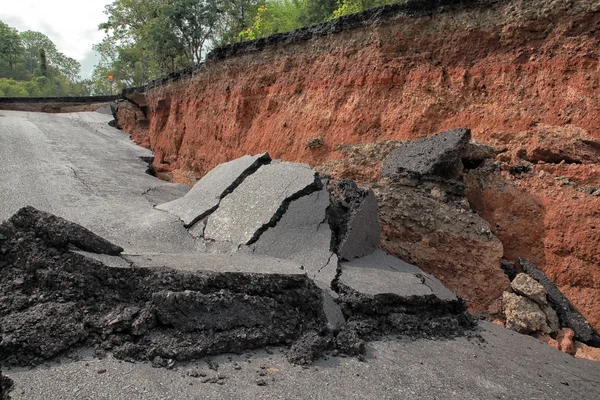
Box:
[0,151,474,369]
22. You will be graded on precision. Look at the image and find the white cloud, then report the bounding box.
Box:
[0,0,113,77]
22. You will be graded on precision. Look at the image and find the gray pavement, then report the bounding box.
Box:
[5,323,600,400]
[0,111,201,254]
[1,110,600,399]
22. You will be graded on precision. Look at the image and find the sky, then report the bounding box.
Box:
[0,0,113,78]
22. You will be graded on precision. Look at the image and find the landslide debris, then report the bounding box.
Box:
[0,207,326,367]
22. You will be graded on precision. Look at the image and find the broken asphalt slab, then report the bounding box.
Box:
[338,250,458,304]
[251,184,338,289]
[0,209,327,367]
[156,153,270,226]
[328,180,381,261]
[203,161,320,247]
[6,206,123,255]
[382,128,471,179]
[335,250,470,340]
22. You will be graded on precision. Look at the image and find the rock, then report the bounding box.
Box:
[534,333,560,351]
[543,304,560,335]
[488,297,503,318]
[286,331,331,365]
[511,273,548,306]
[556,328,576,355]
[574,341,600,362]
[503,292,551,334]
[382,128,471,179]
[252,184,337,288]
[156,153,271,227]
[520,258,600,346]
[334,325,366,356]
[322,290,346,331]
[328,179,381,261]
[306,137,324,149]
[464,133,600,335]
[7,206,123,255]
[204,161,319,247]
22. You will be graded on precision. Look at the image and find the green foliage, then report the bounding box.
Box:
[331,0,402,19]
[0,20,87,96]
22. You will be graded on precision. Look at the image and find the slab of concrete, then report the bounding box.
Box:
[337,189,381,261]
[204,161,319,247]
[382,128,471,179]
[252,186,337,288]
[156,153,270,227]
[124,252,306,276]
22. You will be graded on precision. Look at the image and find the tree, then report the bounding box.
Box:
[0,21,22,72]
[19,30,81,80]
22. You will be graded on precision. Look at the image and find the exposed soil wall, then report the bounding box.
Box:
[114,0,600,329]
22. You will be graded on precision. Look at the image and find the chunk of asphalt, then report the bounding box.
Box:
[322,290,346,331]
[335,254,471,340]
[0,210,327,367]
[156,153,271,227]
[328,180,381,261]
[251,185,337,288]
[337,189,381,261]
[338,251,457,302]
[188,219,207,238]
[7,206,123,255]
[382,128,471,179]
[204,161,320,247]
[520,258,600,346]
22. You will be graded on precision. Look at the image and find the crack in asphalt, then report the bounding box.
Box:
[68,166,94,193]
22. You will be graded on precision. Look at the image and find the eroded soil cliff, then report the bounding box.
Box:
[114,0,600,332]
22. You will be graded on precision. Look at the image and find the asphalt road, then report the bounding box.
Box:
[1,110,600,399]
[0,110,197,254]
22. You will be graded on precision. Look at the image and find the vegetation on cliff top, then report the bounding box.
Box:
[94,0,403,93]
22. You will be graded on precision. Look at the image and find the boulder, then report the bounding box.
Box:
[511,273,548,306]
[503,292,551,334]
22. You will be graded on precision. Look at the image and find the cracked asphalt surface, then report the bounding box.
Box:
[0,111,199,254]
[1,110,600,399]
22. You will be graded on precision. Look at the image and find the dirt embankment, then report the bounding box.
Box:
[113,0,600,332]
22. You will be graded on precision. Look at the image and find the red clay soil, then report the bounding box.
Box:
[115,0,600,328]
[118,0,600,181]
